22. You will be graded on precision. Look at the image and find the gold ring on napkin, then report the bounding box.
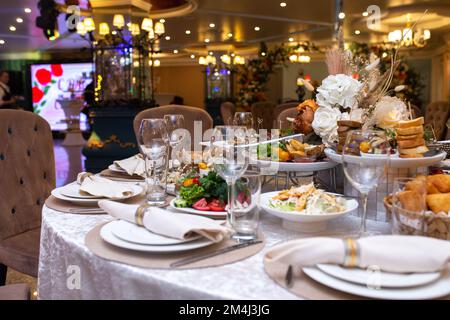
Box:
[343,238,360,268]
[135,204,151,226]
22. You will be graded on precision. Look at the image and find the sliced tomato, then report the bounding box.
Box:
[208,198,226,211]
[192,177,200,185]
[192,198,210,211]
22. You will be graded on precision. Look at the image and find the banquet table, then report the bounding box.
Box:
[38,204,391,300]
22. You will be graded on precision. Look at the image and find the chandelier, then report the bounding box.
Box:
[387,14,431,48]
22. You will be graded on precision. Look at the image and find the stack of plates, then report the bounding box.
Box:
[302,264,450,299]
[51,182,144,206]
[100,220,215,253]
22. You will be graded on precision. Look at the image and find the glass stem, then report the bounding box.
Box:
[227,180,235,227]
[144,155,151,200]
[360,192,368,235]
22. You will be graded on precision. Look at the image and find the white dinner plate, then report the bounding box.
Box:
[260,191,358,232]
[109,220,201,245]
[325,148,446,169]
[100,221,215,253]
[169,199,227,219]
[51,183,144,205]
[303,266,450,300]
[59,183,106,199]
[256,159,337,172]
[317,264,441,288]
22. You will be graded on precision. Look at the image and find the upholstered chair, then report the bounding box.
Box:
[220,102,236,125]
[273,102,299,128]
[424,101,450,140]
[134,105,213,149]
[251,102,276,130]
[276,107,298,130]
[0,110,55,285]
[0,283,30,300]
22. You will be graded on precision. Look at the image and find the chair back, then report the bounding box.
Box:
[134,105,213,148]
[425,101,450,140]
[251,101,276,130]
[276,107,298,130]
[220,102,236,125]
[0,110,55,240]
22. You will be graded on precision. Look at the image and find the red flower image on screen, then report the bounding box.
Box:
[32,87,44,103]
[35,68,52,85]
[51,64,63,77]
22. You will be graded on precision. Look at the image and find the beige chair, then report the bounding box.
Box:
[220,102,236,125]
[0,284,30,300]
[425,101,450,140]
[0,110,55,285]
[276,107,298,130]
[251,101,276,130]
[273,102,299,129]
[446,118,450,140]
[134,105,213,149]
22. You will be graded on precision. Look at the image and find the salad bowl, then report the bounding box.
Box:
[260,191,358,232]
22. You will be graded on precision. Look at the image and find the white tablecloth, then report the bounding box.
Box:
[38,206,390,300]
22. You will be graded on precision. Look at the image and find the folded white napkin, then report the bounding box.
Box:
[77,172,134,199]
[114,154,146,176]
[98,200,232,242]
[265,235,450,273]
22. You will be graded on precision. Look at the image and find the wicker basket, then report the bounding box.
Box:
[385,194,450,240]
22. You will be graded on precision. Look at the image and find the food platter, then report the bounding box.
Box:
[257,159,337,172]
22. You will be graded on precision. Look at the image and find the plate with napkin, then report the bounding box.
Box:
[265,236,450,299]
[98,200,232,253]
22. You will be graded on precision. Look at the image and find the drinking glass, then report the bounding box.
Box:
[233,112,254,129]
[138,119,169,206]
[164,114,186,167]
[231,171,261,241]
[391,177,427,236]
[342,130,390,236]
[210,126,249,233]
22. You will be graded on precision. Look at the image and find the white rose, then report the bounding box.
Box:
[316,74,362,110]
[374,96,409,129]
[312,107,342,145]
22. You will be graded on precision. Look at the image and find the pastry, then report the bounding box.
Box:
[405,175,427,194]
[397,138,425,149]
[396,126,424,136]
[399,154,425,158]
[396,117,424,128]
[399,145,429,155]
[397,190,426,212]
[426,193,450,214]
[427,174,450,193]
[396,133,423,141]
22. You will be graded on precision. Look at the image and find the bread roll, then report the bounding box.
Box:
[427,174,450,193]
[426,193,450,214]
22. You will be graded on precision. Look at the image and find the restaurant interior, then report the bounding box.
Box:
[1,0,450,301]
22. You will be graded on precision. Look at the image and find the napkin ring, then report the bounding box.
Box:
[135,204,150,226]
[343,238,360,268]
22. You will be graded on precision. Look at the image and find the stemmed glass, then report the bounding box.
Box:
[138,119,169,206]
[210,126,249,235]
[164,114,186,167]
[342,130,390,236]
[233,112,254,129]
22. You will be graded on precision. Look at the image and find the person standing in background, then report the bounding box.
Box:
[0,70,17,109]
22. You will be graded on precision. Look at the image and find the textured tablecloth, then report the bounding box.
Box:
[38,206,390,300]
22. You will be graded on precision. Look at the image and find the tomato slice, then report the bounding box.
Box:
[208,199,226,211]
[192,198,210,211]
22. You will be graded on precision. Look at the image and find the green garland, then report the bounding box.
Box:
[348,42,425,108]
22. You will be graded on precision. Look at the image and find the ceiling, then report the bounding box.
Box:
[0,0,450,59]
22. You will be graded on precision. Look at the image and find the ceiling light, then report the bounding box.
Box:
[338,12,345,19]
[185,30,191,34]
[209,51,214,55]
[209,23,215,28]
[159,19,165,23]
[9,26,16,31]
[24,8,31,13]
[16,18,23,23]
[261,52,266,56]
[288,37,294,42]
[141,18,153,32]
[173,49,179,54]
[354,30,361,35]
[165,36,171,40]
[362,11,369,17]
[0,40,5,45]
[254,26,260,31]
[111,30,117,35]
[113,14,124,29]
[190,54,195,59]
[227,33,233,38]
[280,2,287,7]
[154,59,161,67]
[204,38,210,43]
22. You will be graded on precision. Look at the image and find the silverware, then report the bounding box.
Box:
[170,239,263,268]
[68,208,105,214]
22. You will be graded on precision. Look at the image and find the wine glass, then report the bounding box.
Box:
[342,130,390,236]
[164,114,186,167]
[210,126,249,234]
[138,119,169,206]
[233,112,254,129]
